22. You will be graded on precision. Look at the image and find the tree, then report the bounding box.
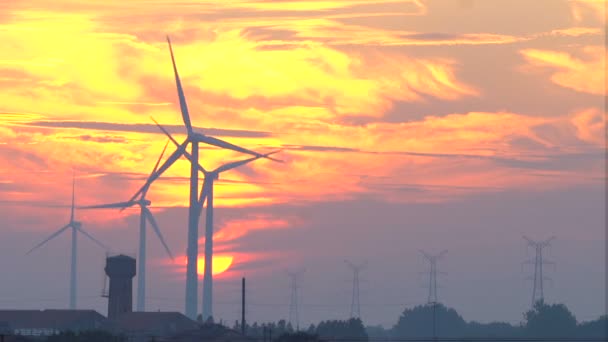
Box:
[316,318,368,341]
[275,331,319,342]
[524,300,577,337]
[465,321,521,338]
[392,303,466,338]
[366,324,390,340]
[578,315,608,338]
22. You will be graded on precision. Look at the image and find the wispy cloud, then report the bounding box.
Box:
[520,46,605,96]
[24,120,274,138]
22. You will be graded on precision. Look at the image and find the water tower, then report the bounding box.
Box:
[105,254,136,320]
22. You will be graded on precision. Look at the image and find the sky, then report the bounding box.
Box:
[0,0,605,328]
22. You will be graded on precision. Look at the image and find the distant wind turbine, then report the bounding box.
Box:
[80,141,174,312]
[26,174,108,310]
[156,118,279,319]
[125,36,281,319]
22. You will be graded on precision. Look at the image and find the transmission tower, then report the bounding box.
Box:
[523,236,555,307]
[287,269,304,330]
[345,260,366,319]
[419,250,447,304]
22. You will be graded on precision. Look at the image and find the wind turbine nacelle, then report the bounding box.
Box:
[142,199,152,206]
[73,221,82,229]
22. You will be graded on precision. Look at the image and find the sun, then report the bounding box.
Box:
[197,255,234,276]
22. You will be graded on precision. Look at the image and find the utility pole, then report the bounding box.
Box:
[523,236,555,307]
[241,277,246,336]
[345,260,366,319]
[287,269,304,331]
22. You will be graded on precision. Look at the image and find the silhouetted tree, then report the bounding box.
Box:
[316,318,367,341]
[577,315,608,338]
[524,300,577,338]
[465,321,522,338]
[366,324,390,340]
[275,331,319,342]
[392,303,466,338]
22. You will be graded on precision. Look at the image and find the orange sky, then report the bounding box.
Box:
[0,0,605,325]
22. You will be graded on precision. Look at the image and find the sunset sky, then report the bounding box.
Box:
[0,0,605,327]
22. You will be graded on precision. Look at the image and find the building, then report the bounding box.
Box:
[105,254,136,320]
[0,310,106,337]
[106,312,199,342]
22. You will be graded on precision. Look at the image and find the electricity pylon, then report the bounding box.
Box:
[287,269,305,330]
[345,260,366,319]
[419,250,447,304]
[523,236,555,307]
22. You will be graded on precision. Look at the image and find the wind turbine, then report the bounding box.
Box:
[26,174,108,310]
[80,141,174,312]
[156,119,279,319]
[126,36,280,319]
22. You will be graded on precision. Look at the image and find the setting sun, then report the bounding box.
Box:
[197,255,234,277]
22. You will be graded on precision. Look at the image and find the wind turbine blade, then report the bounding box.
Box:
[151,117,181,148]
[166,36,193,134]
[523,235,535,246]
[123,141,188,209]
[197,179,210,219]
[213,157,257,174]
[152,140,170,175]
[192,132,270,159]
[213,150,282,174]
[76,226,109,251]
[151,117,207,174]
[80,201,136,210]
[143,139,171,198]
[26,224,71,255]
[143,207,174,260]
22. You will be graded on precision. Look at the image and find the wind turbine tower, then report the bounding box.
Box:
[523,236,555,306]
[26,174,108,309]
[420,250,447,304]
[345,260,366,319]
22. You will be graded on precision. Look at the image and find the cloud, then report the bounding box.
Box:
[61,134,129,144]
[243,20,527,47]
[544,27,604,37]
[520,46,605,95]
[24,120,274,138]
[569,0,606,23]
[570,108,606,146]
